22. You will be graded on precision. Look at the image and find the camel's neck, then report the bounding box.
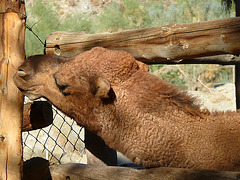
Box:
[119,71,205,117]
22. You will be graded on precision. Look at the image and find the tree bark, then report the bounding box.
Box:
[46,17,240,64]
[0,1,26,179]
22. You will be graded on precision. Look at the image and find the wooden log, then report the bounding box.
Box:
[22,158,240,180]
[22,101,53,131]
[46,17,240,63]
[50,163,240,180]
[160,54,240,65]
[0,1,25,179]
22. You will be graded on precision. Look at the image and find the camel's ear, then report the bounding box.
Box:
[90,77,111,99]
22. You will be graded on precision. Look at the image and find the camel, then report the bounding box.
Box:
[14,47,240,171]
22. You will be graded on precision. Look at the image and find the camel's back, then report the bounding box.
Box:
[111,71,240,170]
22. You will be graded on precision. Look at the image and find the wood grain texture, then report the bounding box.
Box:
[46,17,240,63]
[0,1,25,179]
[50,163,240,180]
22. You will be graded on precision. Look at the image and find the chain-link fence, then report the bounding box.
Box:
[22,104,87,165]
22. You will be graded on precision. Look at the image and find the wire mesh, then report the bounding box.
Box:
[22,105,86,165]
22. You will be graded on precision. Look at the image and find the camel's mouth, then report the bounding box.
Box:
[17,86,25,92]
[13,72,27,91]
[23,91,42,101]
[13,72,42,100]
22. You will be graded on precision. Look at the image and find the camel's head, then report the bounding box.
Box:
[13,47,150,132]
[13,47,147,121]
[13,54,68,100]
[14,47,145,100]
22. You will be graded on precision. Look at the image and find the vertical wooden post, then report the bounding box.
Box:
[235,0,240,109]
[236,63,240,108]
[85,130,117,166]
[234,0,240,17]
[0,1,26,179]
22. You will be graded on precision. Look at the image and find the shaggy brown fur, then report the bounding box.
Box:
[14,47,240,171]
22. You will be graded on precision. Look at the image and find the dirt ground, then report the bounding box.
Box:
[189,83,236,112]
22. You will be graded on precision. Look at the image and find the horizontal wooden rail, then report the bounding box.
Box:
[46,17,240,64]
[23,158,240,180]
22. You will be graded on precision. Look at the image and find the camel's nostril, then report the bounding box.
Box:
[17,69,27,77]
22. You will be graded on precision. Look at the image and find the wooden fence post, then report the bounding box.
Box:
[85,130,117,166]
[234,1,240,109]
[0,1,26,179]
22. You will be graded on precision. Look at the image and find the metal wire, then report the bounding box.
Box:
[22,106,86,165]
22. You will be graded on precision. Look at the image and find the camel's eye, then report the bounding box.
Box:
[54,75,70,96]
